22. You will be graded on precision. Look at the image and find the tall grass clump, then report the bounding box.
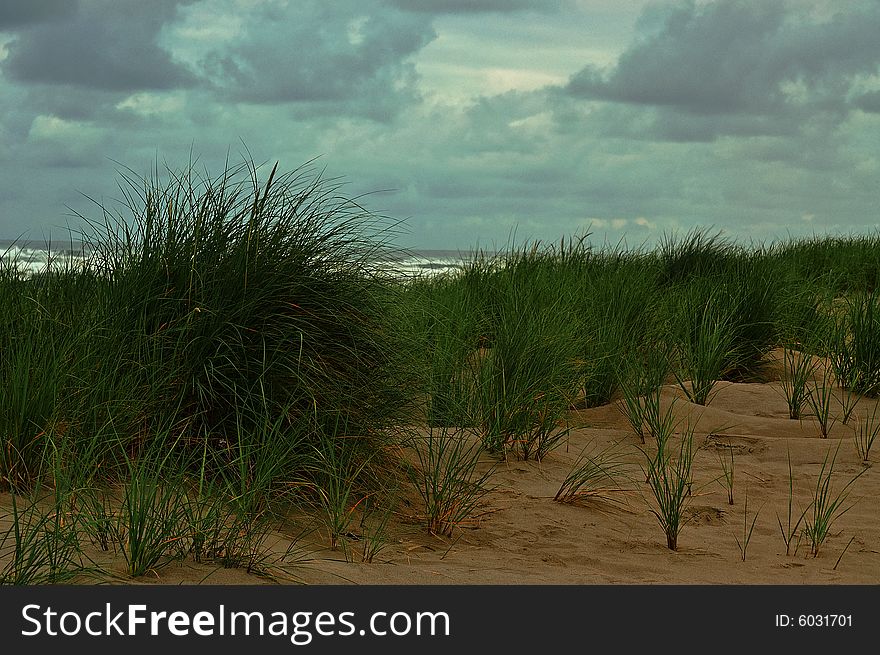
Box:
[773,233,880,294]
[617,347,668,443]
[719,255,781,378]
[0,260,85,489]
[472,245,582,458]
[76,156,413,466]
[657,229,736,287]
[668,282,738,405]
[0,247,156,491]
[0,154,423,580]
[830,289,880,397]
[405,268,489,428]
[576,251,658,408]
[667,256,780,402]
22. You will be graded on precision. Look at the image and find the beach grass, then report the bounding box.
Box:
[641,421,698,551]
[554,439,630,506]
[5,156,880,582]
[804,445,866,557]
[776,447,809,557]
[409,427,494,537]
[853,405,880,464]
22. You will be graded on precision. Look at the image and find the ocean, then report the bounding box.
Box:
[0,239,478,279]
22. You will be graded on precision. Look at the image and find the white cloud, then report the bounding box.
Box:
[116,92,185,117]
[347,16,370,46]
[28,114,82,140]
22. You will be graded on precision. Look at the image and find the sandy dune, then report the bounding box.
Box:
[4,350,879,585]
[291,379,879,585]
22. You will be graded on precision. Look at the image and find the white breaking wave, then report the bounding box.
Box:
[0,243,90,278]
[0,242,473,281]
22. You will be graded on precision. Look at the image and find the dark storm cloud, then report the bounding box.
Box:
[855,90,880,113]
[564,0,880,139]
[17,86,122,122]
[188,2,436,119]
[382,0,561,13]
[0,0,75,28]
[1,0,197,91]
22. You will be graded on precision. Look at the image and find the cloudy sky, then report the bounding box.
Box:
[1,0,879,250]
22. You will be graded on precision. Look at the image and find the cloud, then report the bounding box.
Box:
[564,0,880,140]
[164,0,436,119]
[382,0,563,13]
[2,0,440,121]
[0,0,76,28]
[1,0,878,250]
[855,90,880,113]
[1,0,198,91]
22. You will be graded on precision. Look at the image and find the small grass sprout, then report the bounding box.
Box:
[641,422,698,551]
[780,346,816,420]
[554,440,630,506]
[734,492,762,562]
[410,428,494,537]
[805,365,838,438]
[717,442,735,505]
[853,404,880,464]
[358,491,397,563]
[1,493,83,585]
[776,447,809,557]
[804,445,865,558]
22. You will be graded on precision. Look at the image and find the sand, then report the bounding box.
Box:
[3,349,879,585]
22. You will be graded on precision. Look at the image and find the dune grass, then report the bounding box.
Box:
[1,491,83,585]
[0,156,417,581]
[804,445,866,557]
[734,492,762,562]
[617,347,668,443]
[554,440,630,506]
[642,422,698,551]
[6,156,880,582]
[837,289,880,397]
[776,447,809,557]
[668,283,739,406]
[717,442,735,506]
[781,346,817,420]
[853,405,880,464]
[805,365,838,438]
[409,427,494,537]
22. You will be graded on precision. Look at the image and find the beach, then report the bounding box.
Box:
[5,350,876,585]
[2,175,879,587]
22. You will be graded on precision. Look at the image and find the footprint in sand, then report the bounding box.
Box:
[684,505,727,526]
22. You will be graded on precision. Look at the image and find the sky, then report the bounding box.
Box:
[1,0,879,250]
